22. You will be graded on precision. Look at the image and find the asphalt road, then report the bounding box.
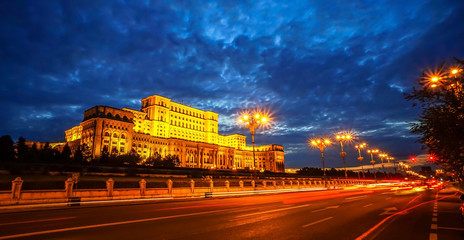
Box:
[0,185,462,240]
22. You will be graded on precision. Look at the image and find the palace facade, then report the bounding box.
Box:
[65,95,285,172]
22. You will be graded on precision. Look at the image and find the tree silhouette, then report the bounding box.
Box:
[0,135,15,162]
[61,143,72,162]
[405,58,464,181]
[16,136,28,161]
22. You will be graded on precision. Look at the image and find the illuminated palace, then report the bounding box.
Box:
[65,95,285,172]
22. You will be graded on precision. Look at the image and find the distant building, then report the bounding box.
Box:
[24,141,66,151]
[65,94,285,172]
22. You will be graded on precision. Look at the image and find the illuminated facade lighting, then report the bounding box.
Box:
[65,94,285,172]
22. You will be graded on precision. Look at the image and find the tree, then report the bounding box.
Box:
[405,58,464,181]
[61,143,72,162]
[16,136,28,161]
[0,135,15,162]
[297,167,323,176]
[145,152,162,167]
[73,145,83,163]
[116,153,141,167]
[100,145,110,164]
[163,154,180,168]
[38,142,53,162]
[81,143,92,162]
[26,142,39,162]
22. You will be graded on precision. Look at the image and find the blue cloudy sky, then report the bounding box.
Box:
[1,0,463,168]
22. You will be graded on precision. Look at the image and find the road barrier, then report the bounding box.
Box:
[0,177,376,206]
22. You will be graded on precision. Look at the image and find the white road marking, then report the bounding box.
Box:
[428,191,439,240]
[235,204,311,219]
[379,207,398,215]
[346,195,367,200]
[311,205,340,213]
[0,208,232,240]
[302,217,333,228]
[363,204,373,208]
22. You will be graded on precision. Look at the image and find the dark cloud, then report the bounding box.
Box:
[1,0,463,168]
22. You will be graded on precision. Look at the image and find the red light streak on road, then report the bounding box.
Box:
[355,192,458,240]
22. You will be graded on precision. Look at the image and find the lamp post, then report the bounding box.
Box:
[387,157,394,176]
[355,143,366,178]
[378,153,388,178]
[310,138,331,187]
[335,133,352,178]
[367,149,379,180]
[238,110,269,177]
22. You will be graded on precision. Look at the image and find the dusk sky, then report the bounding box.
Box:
[1,0,464,169]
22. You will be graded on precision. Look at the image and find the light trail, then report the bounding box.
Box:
[0,217,76,227]
[0,208,234,240]
[355,191,458,240]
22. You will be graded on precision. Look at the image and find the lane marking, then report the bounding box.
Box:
[302,217,333,228]
[235,204,311,219]
[0,208,232,240]
[346,195,368,200]
[407,194,423,206]
[148,203,234,212]
[385,197,392,200]
[363,204,373,208]
[355,192,458,240]
[311,205,340,213]
[379,207,398,216]
[429,191,440,240]
[0,217,76,227]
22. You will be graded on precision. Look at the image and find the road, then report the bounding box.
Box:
[0,185,462,240]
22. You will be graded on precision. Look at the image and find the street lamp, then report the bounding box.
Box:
[355,143,366,178]
[367,149,379,180]
[424,66,463,89]
[378,153,388,177]
[335,133,352,178]
[387,157,394,175]
[238,110,270,174]
[310,138,331,187]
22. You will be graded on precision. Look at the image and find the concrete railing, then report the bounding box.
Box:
[0,177,375,206]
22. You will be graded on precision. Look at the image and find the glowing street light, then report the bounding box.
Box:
[387,156,395,174]
[355,143,367,178]
[378,153,388,177]
[309,138,331,186]
[367,149,379,180]
[423,65,463,90]
[238,109,270,173]
[335,133,352,178]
